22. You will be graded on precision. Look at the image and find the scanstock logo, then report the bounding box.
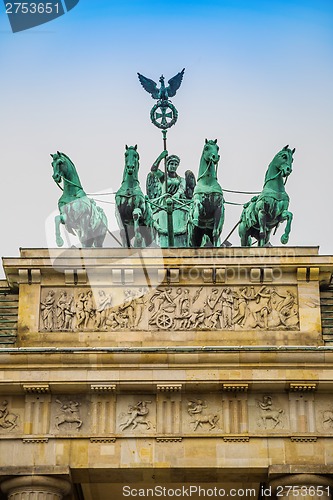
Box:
[4,0,80,33]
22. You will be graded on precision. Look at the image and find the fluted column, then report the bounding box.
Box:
[1,476,71,500]
[269,474,333,500]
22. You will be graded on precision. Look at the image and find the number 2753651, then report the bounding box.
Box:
[5,3,60,14]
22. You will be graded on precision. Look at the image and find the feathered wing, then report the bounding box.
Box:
[167,68,185,98]
[185,169,196,199]
[146,172,162,199]
[137,73,159,99]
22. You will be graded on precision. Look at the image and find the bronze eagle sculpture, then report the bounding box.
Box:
[137,68,185,102]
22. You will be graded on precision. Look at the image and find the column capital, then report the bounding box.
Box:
[1,475,71,499]
[269,473,333,498]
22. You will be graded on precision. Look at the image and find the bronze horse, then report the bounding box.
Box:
[239,146,295,247]
[115,145,154,247]
[188,139,225,247]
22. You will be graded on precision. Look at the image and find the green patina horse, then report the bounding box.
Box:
[188,139,225,247]
[115,145,154,247]
[51,152,108,248]
[239,145,295,247]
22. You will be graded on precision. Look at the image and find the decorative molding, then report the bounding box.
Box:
[157,384,182,392]
[23,384,50,394]
[90,437,116,443]
[290,436,317,442]
[202,269,213,283]
[222,383,249,392]
[169,269,180,283]
[156,437,183,442]
[22,437,49,443]
[90,384,116,393]
[289,383,317,392]
[223,436,249,442]
[297,267,307,281]
[18,269,29,284]
[124,269,134,283]
[64,269,75,285]
[215,268,225,283]
[250,268,261,283]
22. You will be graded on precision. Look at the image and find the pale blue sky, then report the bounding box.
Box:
[0,0,333,274]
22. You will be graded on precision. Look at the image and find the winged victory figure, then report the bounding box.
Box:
[137,68,185,102]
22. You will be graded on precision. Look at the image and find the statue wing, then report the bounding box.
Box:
[185,170,196,199]
[166,68,185,98]
[137,73,159,99]
[146,172,162,199]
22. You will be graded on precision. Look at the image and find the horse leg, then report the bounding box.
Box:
[213,202,224,247]
[280,210,293,244]
[187,219,194,247]
[93,221,108,248]
[55,215,64,247]
[133,210,144,248]
[239,221,251,247]
[257,208,267,247]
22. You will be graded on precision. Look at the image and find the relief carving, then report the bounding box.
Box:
[40,285,299,332]
[0,400,18,431]
[119,400,152,431]
[55,399,82,430]
[322,409,333,430]
[40,290,55,331]
[187,399,219,431]
[256,395,284,429]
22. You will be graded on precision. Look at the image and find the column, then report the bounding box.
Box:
[222,383,249,435]
[90,384,117,439]
[1,476,71,500]
[269,474,333,500]
[156,384,182,437]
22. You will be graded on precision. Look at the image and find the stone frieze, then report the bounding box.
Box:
[39,285,299,332]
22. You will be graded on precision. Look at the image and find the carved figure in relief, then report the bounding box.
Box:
[221,287,234,328]
[119,401,152,431]
[40,290,55,330]
[56,292,74,330]
[95,290,112,329]
[323,410,333,429]
[188,399,219,431]
[119,289,136,328]
[232,287,253,327]
[270,289,298,328]
[132,287,147,327]
[55,399,82,430]
[83,290,95,328]
[257,395,283,429]
[0,400,18,431]
[75,292,86,329]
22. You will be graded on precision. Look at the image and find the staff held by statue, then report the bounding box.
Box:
[137,68,185,247]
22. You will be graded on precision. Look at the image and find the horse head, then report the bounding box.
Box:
[124,145,140,180]
[273,145,295,178]
[203,139,220,165]
[51,151,65,184]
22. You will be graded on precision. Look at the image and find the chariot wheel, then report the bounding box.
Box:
[156,312,174,330]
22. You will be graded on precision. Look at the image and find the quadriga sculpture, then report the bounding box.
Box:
[115,145,155,247]
[51,152,108,247]
[239,145,295,247]
[188,139,225,247]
